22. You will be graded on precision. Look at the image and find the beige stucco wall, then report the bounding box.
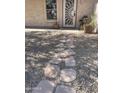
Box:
[25,0,58,28]
[76,0,97,28]
[25,0,97,29]
[56,0,63,28]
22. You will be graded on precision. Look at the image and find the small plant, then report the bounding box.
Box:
[79,15,90,30]
[88,12,97,33]
[79,12,97,34]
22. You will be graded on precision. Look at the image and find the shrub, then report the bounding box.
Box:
[79,12,97,34]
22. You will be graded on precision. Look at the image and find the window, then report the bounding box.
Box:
[46,0,57,20]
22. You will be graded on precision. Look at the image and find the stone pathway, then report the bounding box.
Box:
[32,35,77,93]
[25,31,98,93]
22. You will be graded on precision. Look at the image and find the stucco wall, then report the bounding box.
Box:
[76,0,97,28]
[25,0,57,28]
[56,0,63,28]
[25,0,97,29]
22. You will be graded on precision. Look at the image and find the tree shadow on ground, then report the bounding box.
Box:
[72,34,98,93]
[25,31,98,93]
[25,31,73,91]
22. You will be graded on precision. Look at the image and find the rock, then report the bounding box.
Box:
[64,56,76,67]
[43,64,60,78]
[32,80,56,93]
[60,69,76,82]
[55,85,76,93]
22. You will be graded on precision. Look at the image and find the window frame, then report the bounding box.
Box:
[45,0,57,22]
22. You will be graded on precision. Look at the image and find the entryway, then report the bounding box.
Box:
[63,0,77,28]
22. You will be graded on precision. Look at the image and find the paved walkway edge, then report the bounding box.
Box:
[25,28,84,33]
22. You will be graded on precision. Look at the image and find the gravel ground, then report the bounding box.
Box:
[25,31,98,93]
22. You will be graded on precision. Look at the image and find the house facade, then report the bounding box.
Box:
[25,0,97,29]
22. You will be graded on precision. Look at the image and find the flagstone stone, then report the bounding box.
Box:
[32,80,56,93]
[64,56,76,67]
[55,85,76,93]
[43,64,60,78]
[60,69,76,82]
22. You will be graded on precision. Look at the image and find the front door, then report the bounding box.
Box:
[63,0,77,27]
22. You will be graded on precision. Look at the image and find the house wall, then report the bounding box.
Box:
[25,0,58,28]
[25,0,97,29]
[56,0,63,28]
[76,0,97,28]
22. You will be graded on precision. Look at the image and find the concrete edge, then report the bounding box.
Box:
[25,28,84,32]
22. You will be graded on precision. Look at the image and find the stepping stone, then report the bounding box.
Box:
[60,69,76,82]
[32,80,56,93]
[55,85,76,93]
[64,56,76,67]
[43,64,60,78]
